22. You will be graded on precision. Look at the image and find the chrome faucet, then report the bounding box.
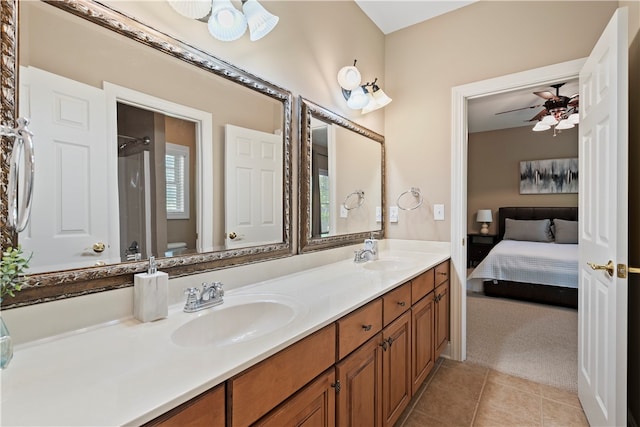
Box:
[183,281,224,312]
[354,248,376,263]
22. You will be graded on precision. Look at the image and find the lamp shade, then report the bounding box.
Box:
[208,0,247,41]
[476,209,492,223]
[568,112,580,124]
[372,87,392,107]
[541,114,558,126]
[167,0,212,19]
[243,0,279,41]
[361,93,380,114]
[337,66,362,90]
[532,122,551,132]
[556,119,575,130]
[346,86,369,109]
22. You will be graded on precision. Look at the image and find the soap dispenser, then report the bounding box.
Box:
[133,256,168,322]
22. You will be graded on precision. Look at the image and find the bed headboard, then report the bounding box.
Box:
[497,207,578,241]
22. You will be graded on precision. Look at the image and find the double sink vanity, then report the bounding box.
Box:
[1,245,450,426]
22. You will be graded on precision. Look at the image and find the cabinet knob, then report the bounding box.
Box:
[362,324,372,332]
[330,380,341,392]
[379,340,388,351]
[397,301,406,307]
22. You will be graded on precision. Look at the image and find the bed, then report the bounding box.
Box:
[467,207,579,309]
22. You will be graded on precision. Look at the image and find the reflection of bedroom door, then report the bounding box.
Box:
[577,8,628,426]
[224,124,283,249]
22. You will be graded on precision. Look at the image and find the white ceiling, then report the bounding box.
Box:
[353,1,578,133]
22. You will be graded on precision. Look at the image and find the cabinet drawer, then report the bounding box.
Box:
[411,269,435,305]
[382,282,411,326]
[435,261,450,287]
[228,324,336,427]
[337,298,383,360]
[145,384,225,427]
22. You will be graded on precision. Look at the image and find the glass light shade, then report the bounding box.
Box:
[556,119,575,130]
[208,0,247,41]
[372,88,392,107]
[541,114,558,126]
[167,0,212,19]
[476,209,492,223]
[533,122,551,132]
[346,86,369,110]
[362,93,381,114]
[568,112,580,124]
[243,0,279,41]
[337,66,362,90]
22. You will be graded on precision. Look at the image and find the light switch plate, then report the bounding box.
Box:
[389,206,399,223]
[434,204,445,221]
[375,206,382,222]
[340,205,348,218]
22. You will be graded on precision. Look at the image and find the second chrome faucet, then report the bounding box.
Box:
[184,282,225,312]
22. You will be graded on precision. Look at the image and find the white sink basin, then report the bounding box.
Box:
[171,294,303,348]
[362,258,414,272]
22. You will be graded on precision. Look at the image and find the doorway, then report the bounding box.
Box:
[448,58,586,362]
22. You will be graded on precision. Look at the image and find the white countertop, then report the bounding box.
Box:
[0,248,449,426]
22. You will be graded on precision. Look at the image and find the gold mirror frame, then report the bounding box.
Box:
[0,0,293,308]
[298,97,384,252]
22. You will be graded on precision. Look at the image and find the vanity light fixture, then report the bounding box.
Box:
[167,0,279,42]
[337,60,392,114]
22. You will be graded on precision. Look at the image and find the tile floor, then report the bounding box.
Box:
[396,358,588,427]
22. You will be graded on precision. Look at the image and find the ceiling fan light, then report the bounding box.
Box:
[556,119,575,130]
[346,86,369,110]
[532,122,551,132]
[243,0,279,41]
[541,114,558,126]
[568,112,580,124]
[208,0,247,41]
[167,0,212,19]
[337,66,362,91]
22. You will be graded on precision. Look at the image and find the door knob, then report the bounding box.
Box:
[92,242,106,253]
[587,260,614,277]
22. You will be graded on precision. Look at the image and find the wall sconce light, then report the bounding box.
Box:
[476,209,492,235]
[337,60,392,114]
[167,0,279,42]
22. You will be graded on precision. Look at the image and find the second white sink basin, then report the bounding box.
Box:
[362,258,414,272]
[171,294,304,348]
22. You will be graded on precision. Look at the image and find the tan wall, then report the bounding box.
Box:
[467,126,578,235]
[385,1,618,241]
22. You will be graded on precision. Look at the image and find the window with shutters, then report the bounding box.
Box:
[165,142,190,219]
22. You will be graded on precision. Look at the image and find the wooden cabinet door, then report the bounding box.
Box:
[381,311,412,427]
[145,384,225,427]
[434,281,450,359]
[335,335,383,427]
[411,293,435,395]
[255,368,336,427]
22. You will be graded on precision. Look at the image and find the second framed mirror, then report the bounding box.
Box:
[298,97,384,252]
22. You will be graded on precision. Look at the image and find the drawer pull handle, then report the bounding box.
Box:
[362,324,372,332]
[380,340,388,351]
[397,301,406,307]
[438,272,447,276]
[387,337,394,347]
[331,380,341,392]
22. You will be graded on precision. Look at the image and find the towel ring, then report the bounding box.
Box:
[396,187,423,211]
[344,190,365,210]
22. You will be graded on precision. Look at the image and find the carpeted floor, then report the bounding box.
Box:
[466,293,578,391]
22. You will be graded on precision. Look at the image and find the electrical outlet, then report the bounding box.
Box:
[389,206,399,223]
[434,204,445,221]
[375,206,382,222]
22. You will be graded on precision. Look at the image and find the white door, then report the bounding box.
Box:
[578,8,628,426]
[18,66,116,273]
[224,124,282,249]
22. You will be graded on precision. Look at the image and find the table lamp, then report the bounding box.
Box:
[477,209,492,235]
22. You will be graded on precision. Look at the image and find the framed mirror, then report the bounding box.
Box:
[298,97,384,252]
[0,0,293,308]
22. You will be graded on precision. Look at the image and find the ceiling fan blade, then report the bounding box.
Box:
[495,104,542,115]
[528,108,549,122]
[533,90,559,100]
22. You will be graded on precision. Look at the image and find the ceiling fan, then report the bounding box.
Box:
[496,83,580,132]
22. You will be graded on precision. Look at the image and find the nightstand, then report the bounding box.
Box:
[467,234,498,267]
